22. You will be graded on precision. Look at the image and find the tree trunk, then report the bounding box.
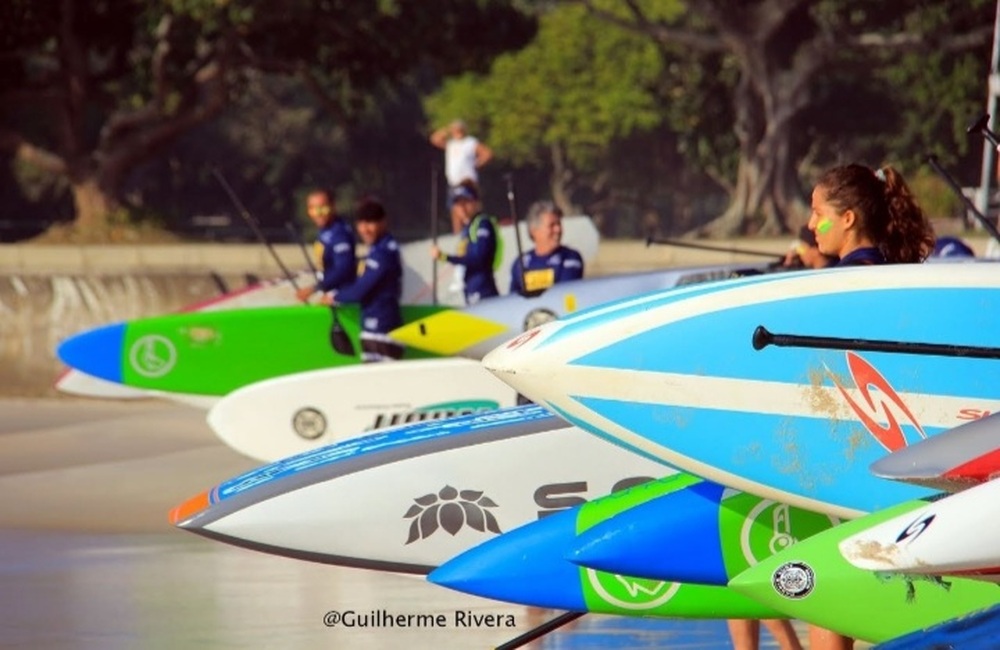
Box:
[69,175,119,237]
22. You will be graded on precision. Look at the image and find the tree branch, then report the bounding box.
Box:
[0,129,69,175]
[575,0,726,53]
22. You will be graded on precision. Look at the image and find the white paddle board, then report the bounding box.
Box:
[207,358,518,461]
[173,404,668,574]
[840,476,1000,581]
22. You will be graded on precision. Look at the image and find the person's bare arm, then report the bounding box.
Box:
[475,141,493,168]
[430,126,449,149]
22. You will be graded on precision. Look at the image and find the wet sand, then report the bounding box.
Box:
[0,397,785,649]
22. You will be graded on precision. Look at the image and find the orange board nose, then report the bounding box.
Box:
[169,490,210,526]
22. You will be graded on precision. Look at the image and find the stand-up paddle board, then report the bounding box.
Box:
[53,272,316,400]
[728,498,1000,643]
[207,358,518,461]
[57,304,445,399]
[839,477,1000,581]
[172,404,667,574]
[566,478,839,585]
[482,264,1000,518]
[427,474,785,619]
[399,215,600,306]
[390,263,769,359]
[870,411,1000,492]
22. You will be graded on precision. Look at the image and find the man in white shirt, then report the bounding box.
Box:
[430,119,493,234]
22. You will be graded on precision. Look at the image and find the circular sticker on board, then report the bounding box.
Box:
[128,335,177,378]
[292,407,327,440]
[771,561,815,599]
[584,569,681,610]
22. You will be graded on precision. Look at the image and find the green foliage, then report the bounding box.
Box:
[426,3,666,171]
[906,167,963,221]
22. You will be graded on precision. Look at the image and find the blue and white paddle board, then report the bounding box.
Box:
[482,264,1000,517]
[172,404,667,574]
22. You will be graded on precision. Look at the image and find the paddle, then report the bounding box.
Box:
[431,164,440,305]
[212,168,299,285]
[284,222,356,358]
[494,611,585,650]
[212,169,355,357]
[645,235,785,259]
[925,153,1000,244]
[504,173,533,297]
[752,325,1000,360]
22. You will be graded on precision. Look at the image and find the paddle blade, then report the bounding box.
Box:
[329,310,356,357]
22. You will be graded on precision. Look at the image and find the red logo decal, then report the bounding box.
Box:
[828,352,926,452]
[506,328,541,351]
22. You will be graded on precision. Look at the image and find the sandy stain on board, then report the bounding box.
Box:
[845,540,901,566]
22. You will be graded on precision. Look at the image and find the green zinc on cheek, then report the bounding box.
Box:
[816,218,833,234]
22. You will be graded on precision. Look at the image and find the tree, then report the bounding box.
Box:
[575,0,994,235]
[424,3,668,215]
[0,0,535,241]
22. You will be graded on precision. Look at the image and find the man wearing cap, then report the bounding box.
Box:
[430,181,501,305]
[430,119,493,234]
[326,197,404,362]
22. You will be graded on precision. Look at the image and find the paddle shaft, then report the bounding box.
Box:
[753,325,1000,360]
[212,168,299,289]
[494,611,585,650]
[925,154,1000,244]
[286,222,320,276]
[431,164,439,304]
[646,236,783,260]
[504,173,529,295]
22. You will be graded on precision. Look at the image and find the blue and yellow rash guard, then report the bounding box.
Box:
[510,245,584,294]
[335,233,402,334]
[313,218,357,293]
[443,212,501,304]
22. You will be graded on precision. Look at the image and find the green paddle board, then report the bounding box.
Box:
[728,498,1000,643]
[57,304,446,396]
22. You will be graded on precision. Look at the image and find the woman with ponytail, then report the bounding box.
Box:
[808,163,935,266]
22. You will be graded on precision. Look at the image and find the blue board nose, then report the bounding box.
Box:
[567,481,728,586]
[428,507,586,610]
[56,323,126,383]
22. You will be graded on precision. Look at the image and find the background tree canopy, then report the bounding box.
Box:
[0,0,995,242]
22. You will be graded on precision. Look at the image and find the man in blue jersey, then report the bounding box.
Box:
[295,189,357,302]
[509,201,584,295]
[326,197,404,362]
[430,181,501,304]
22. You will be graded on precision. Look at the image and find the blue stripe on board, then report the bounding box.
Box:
[534,270,799,353]
[569,288,1000,400]
[212,404,555,502]
[572,396,937,513]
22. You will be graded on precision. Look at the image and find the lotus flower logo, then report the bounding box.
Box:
[403,486,501,544]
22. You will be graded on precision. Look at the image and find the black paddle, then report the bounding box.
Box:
[504,173,533,297]
[925,153,1000,244]
[752,325,1000,360]
[494,611,585,650]
[212,169,355,357]
[431,164,440,305]
[284,221,356,358]
[645,235,786,259]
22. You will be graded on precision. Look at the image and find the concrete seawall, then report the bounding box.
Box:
[1,237,989,396]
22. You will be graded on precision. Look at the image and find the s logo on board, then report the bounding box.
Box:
[828,351,926,452]
[895,513,936,544]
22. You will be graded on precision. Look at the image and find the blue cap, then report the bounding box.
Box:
[451,184,478,202]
